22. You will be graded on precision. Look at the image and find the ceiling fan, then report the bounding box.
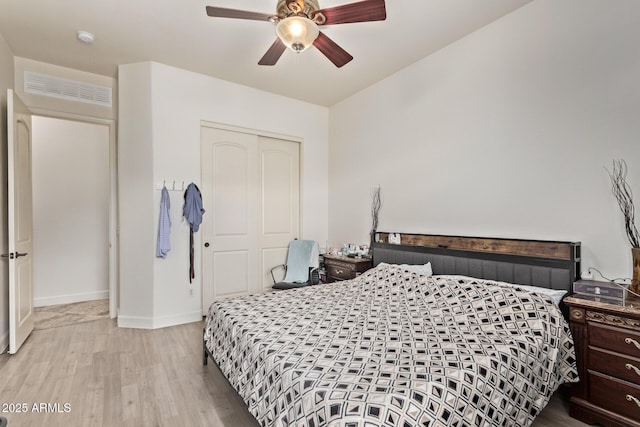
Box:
[205,0,386,68]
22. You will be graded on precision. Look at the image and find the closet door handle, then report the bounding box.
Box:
[15,252,28,258]
[204,242,210,248]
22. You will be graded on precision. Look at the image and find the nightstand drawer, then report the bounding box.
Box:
[323,255,372,283]
[327,264,354,281]
[589,347,640,384]
[590,372,640,421]
[591,322,640,358]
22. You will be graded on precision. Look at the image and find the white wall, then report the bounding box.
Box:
[32,116,110,306]
[118,62,155,326]
[118,62,329,328]
[0,33,14,352]
[328,0,640,280]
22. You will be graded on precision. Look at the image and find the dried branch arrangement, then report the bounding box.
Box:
[371,186,382,233]
[369,186,382,250]
[607,159,640,248]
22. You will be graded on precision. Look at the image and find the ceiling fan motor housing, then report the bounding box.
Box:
[277,0,321,18]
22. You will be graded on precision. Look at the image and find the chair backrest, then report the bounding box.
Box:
[283,240,319,283]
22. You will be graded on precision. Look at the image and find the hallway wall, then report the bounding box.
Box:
[32,116,110,306]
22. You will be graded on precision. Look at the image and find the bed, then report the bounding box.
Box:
[203,233,581,426]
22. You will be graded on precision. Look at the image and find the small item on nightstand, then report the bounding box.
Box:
[573,279,630,302]
[580,270,594,280]
[359,244,369,257]
[341,243,349,256]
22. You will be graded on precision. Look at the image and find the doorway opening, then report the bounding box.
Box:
[31,115,117,328]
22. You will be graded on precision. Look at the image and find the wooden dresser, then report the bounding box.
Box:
[564,294,640,426]
[322,254,372,283]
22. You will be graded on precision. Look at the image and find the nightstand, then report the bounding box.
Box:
[322,254,372,283]
[564,294,640,427]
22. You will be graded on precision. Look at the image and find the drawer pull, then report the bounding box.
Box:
[626,363,640,377]
[335,269,343,275]
[625,337,640,351]
[626,394,640,409]
[570,309,584,321]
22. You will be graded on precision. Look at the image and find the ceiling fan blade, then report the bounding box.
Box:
[312,0,386,25]
[205,6,275,22]
[313,32,353,68]
[258,38,287,66]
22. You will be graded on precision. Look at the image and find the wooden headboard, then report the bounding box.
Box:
[372,232,581,292]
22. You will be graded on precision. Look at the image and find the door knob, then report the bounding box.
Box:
[0,253,26,259]
[204,242,210,248]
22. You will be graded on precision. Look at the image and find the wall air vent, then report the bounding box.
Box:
[24,71,112,107]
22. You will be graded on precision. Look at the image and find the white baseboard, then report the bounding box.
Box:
[34,290,109,307]
[117,310,202,330]
[152,311,202,329]
[117,315,154,329]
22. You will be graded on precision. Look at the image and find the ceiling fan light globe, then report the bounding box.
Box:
[276,16,319,53]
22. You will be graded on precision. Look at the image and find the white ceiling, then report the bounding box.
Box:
[0,0,531,106]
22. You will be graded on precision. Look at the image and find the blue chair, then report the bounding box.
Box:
[271,240,320,290]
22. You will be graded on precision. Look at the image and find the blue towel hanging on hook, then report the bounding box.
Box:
[184,183,205,283]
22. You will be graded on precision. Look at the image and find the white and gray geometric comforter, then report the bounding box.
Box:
[204,264,578,427]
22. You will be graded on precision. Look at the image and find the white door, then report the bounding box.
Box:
[201,127,258,308]
[258,136,300,292]
[6,89,34,354]
[201,126,300,312]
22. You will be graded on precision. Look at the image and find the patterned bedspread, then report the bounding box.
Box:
[204,264,578,427]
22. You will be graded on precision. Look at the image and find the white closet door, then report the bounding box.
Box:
[201,126,300,312]
[258,136,300,292]
[201,127,258,309]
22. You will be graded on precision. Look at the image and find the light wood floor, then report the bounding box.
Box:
[34,299,110,330]
[0,319,591,427]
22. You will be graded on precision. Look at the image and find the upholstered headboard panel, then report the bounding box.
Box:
[372,233,580,292]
